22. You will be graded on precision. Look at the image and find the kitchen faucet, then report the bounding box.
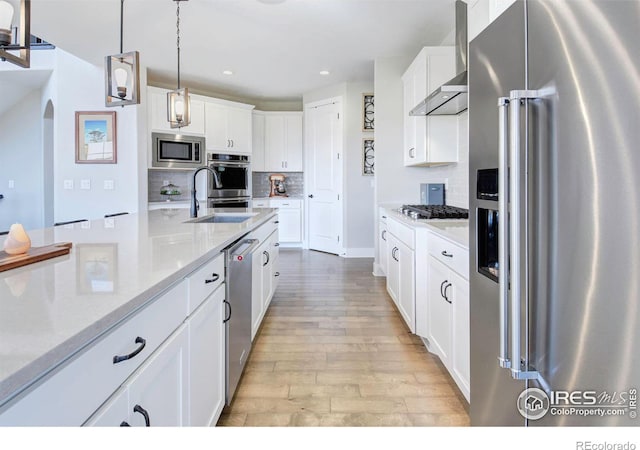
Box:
[190,167,222,218]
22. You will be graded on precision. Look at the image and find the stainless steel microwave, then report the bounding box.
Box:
[151,132,205,169]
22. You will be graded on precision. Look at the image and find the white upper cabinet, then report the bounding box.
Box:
[252,112,266,170]
[253,112,303,172]
[467,0,517,41]
[402,47,458,167]
[205,102,253,155]
[149,87,205,135]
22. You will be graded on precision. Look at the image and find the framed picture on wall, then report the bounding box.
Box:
[75,111,117,164]
[76,243,118,294]
[363,138,374,175]
[362,93,374,131]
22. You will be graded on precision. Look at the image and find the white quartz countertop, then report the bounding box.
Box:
[0,207,277,406]
[383,206,470,249]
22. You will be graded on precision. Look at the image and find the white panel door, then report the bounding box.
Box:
[188,287,225,426]
[84,387,129,426]
[227,107,252,154]
[378,222,388,276]
[427,256,452,369]
[386,233,400,307]
[252,112,266,171]
[252,239,268,340]
[397,239,415,333]
[278,208,301,242]
[265,115,286,171]
[285,114,303,171]
[451,271,470,400]
[205,103,229,152]
[306,100,343,255]
[127,325,189,427]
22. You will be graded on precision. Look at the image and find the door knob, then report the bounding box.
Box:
[308,194,314,198]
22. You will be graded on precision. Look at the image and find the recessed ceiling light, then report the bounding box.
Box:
[319,70,330,76]
[223,70,233,75]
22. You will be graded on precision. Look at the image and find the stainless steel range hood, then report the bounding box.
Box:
[410,0,468,116]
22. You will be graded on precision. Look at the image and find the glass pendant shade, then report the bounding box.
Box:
[0,1,14,46]
[105,50,140,107]
[167,88,191,128]
[0,0,30,68]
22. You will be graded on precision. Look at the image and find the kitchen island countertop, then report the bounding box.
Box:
[0,207,277,407]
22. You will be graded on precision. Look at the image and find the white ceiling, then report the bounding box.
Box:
[28,0,456,102]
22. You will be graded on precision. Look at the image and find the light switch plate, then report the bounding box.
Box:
[64,180,74,190]
[80,179,91,190]
[104,180,114,190]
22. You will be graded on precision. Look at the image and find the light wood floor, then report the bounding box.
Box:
[218,249,470,427]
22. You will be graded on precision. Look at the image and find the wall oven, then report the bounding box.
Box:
[208,153,250,206]
[152,132,205,169]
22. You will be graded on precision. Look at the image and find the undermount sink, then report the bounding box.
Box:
[186,212,259,224]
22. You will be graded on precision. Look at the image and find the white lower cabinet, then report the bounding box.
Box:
[425,232,470,401]
[253,199,302,244]
[187,286,225,426]
[251,226,280,341]
[86,324,189,427]
[386,218,415,333]
[378,221,388,276]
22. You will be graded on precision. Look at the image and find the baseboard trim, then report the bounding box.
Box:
[341,248,375,258]
[372,263,385,277]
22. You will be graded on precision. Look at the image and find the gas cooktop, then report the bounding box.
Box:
[400,204,469,220]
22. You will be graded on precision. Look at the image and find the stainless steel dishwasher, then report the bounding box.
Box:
[224,237,259,404]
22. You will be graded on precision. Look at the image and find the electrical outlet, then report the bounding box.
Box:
[8,180,14,189]
[104,218,115,228]
[64,180,74,190]
[80,221,91,229]
[104,180,114,190]
[80,179,91,190]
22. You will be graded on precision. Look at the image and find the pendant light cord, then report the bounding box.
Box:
[176,0,181,90]
[120,0,124,54]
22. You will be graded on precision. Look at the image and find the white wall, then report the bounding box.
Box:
[52,50,140,223]
[0,90,44,232]
[303,80,376,256]
[373,55,470,272]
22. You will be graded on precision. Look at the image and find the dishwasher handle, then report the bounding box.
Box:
[229,238,259,262]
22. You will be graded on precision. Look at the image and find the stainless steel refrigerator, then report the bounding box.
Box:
[469,0,640,426]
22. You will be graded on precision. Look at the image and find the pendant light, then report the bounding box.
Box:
[105,0,140,107]
[167,0,190,128]
[0,0,30,68]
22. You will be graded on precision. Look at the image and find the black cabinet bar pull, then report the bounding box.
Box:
[274,243,280,247]
[120,421,130,427]
[205,273,220,284]
[113,337,146,364]
[382,230,387,241]
[274,272,280,277]
[263,250,270,267]
[443,283,453,304]
[441,250,454,258]
[223,299,232,323]
[133,404,150,427]
[274,221,280,224]
[440,280,448,299]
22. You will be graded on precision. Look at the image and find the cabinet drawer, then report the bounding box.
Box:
[0,281,188,426]
[428,232,469,279]
[252,199,269,208]
[187,254,224,315]
[249,216,278,245]
[269,199,301,209]
[388,218,415,249]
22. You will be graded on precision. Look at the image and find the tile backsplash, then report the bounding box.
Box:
[252,172,304,198]
[148,169,194,202]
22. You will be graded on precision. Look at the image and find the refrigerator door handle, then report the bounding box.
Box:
[508,89,541,381]
[497,97,511,370]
